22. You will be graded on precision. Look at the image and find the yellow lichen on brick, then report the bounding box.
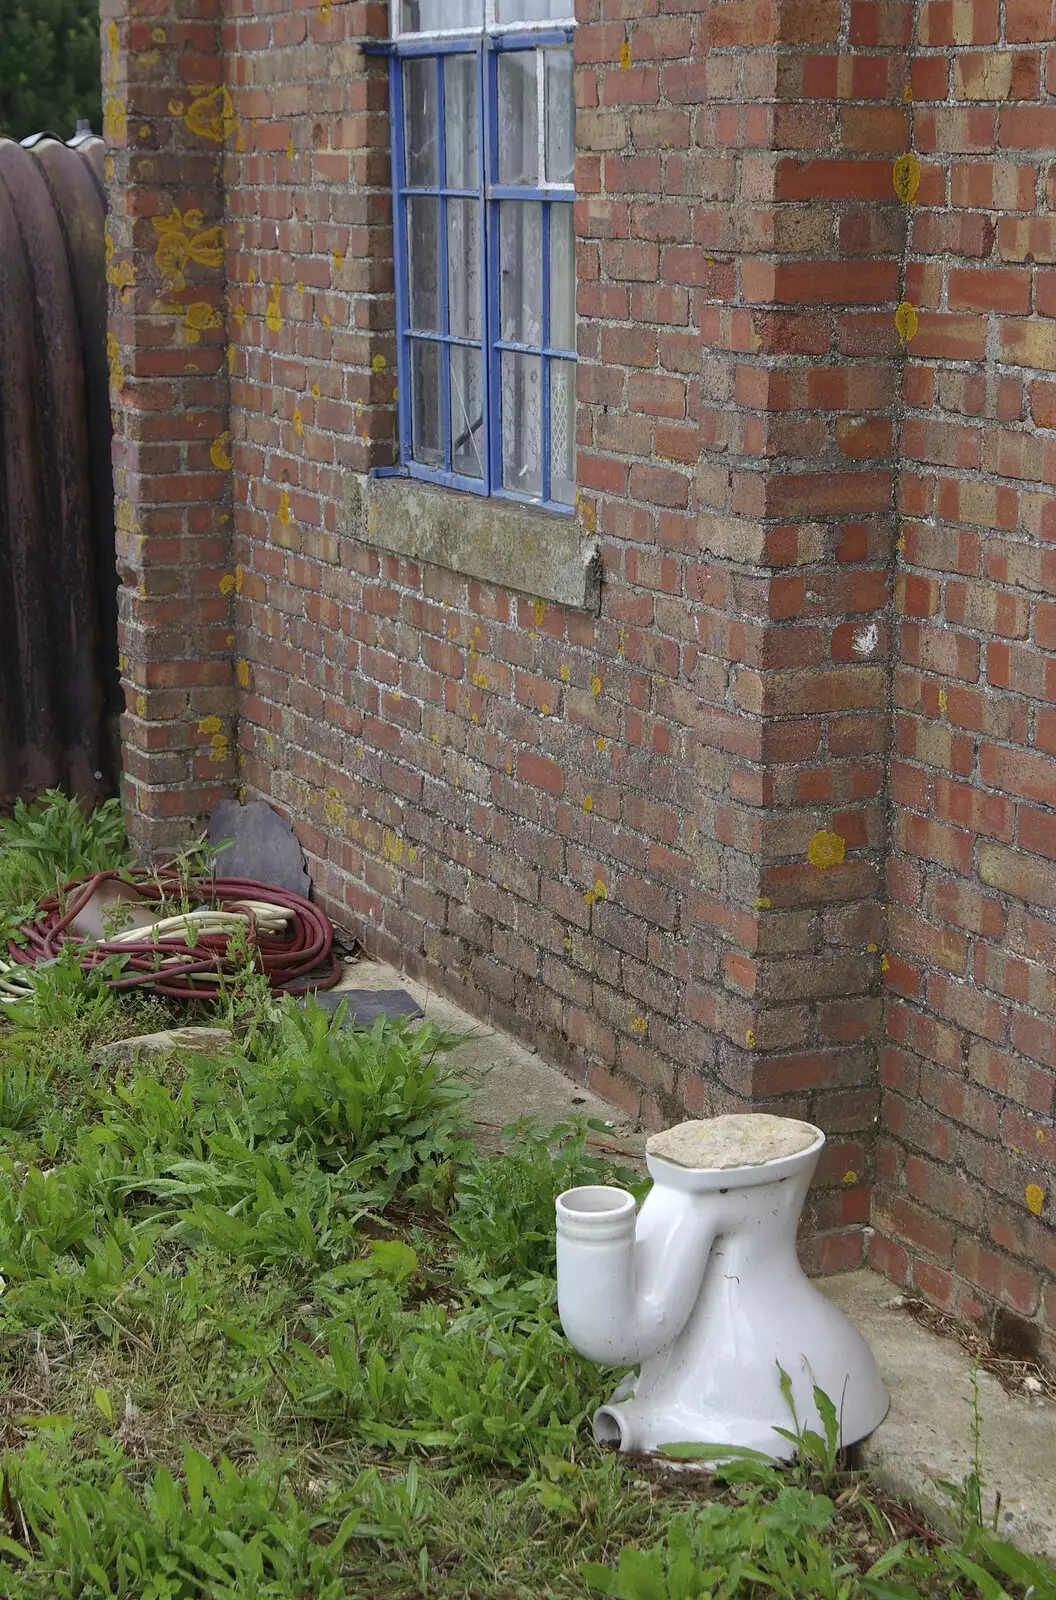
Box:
[583,794,594,813]
[236,658,250,689]
[1025,1183,1045,1217]
[630,1015,647,1037]
[210,431,233,471]
[892,152,921,204]
[590,674,602,697]
[894,300,918,343]
[807,830,846,870]
[198,715,222,735]
[278,488,292,526]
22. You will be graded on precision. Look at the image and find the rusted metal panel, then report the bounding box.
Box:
[0,134,117,808]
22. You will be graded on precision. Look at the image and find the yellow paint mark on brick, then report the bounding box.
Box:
[892,151,921,204]
[265,281,283,334]
[590,673,602,698]
[1025,1183,1045,1216]
[199,715,222,735]
[619,37,632,69]
[236,658,250,689]
[808,830,845,870]
[210,430,233,471]
[583,794,594,813]
[894,300,918,343]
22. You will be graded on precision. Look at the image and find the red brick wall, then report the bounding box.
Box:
[104,0,236,854]
[876,0,1056,1361]
[108,0,1055,1332]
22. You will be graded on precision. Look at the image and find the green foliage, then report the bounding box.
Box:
[0,815,1054,1599]
[0,791,128,920]
[0,0,102,144]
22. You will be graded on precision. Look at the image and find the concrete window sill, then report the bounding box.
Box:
[341,473,601,612]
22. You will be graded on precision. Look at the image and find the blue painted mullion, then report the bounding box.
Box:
[476,43,489,492]
[437,56,452,472]
[390,54,413,470]
[541,199,550,503]
[485,39,503,495]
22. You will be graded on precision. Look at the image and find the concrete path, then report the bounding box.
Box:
[335,955,1056,1558]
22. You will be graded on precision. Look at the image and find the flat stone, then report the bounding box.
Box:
[647,1113,818,1170]
[95,1026,232,1065]
[208,800,311,898]
[306,988,422,1028]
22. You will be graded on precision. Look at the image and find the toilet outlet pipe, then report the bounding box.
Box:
[555,1182,723,1366]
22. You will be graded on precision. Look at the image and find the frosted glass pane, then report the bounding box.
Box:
[501,351,542,499]
[399,0,481,33]
[410,341,443,467]
[499,201,542,346]
[445,55,479,188]
[495,0,574,20]
[545,48,574,184]
[447,199,481,339]
[407,197,440,331]
[451,345,485,479]
[549,203,575,352]
[550,359,575,505]
[498,52,538,185]
[403,59,438,187]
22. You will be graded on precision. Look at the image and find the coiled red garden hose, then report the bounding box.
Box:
[5,870,341,999]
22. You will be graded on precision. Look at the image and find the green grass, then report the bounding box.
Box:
[0,794,1053,1599]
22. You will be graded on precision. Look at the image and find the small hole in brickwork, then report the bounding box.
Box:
[991,1307,1041,1364]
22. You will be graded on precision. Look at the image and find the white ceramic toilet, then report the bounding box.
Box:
[555,1113,888,1458]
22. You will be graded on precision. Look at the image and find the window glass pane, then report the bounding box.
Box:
[501,351,542,498]
[404,59,439,187]
[549,358,575,505]
[445,55,479,187]
[548,203,575,352]
[499,201,542,345]
[407,196,440,331]
[447,199,481,339]
[495,0,575,20]
[399,0,481,33]
[544,48,574,184]
[451,345,485,479]
[498,52,538,185]
[410,340,443,467]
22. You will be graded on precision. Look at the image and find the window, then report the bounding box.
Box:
[389,0,576,511]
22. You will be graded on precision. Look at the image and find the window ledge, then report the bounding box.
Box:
[342,473,601,612]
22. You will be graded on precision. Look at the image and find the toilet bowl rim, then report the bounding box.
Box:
[645,1123,824,1191]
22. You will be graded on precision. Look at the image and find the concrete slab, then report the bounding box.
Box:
[823,1269,1056,1559]
[328,959,1056,1558]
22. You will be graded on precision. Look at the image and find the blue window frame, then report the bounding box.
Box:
[388,6,576,512]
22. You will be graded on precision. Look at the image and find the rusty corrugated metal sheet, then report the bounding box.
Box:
[0,133,117,809]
